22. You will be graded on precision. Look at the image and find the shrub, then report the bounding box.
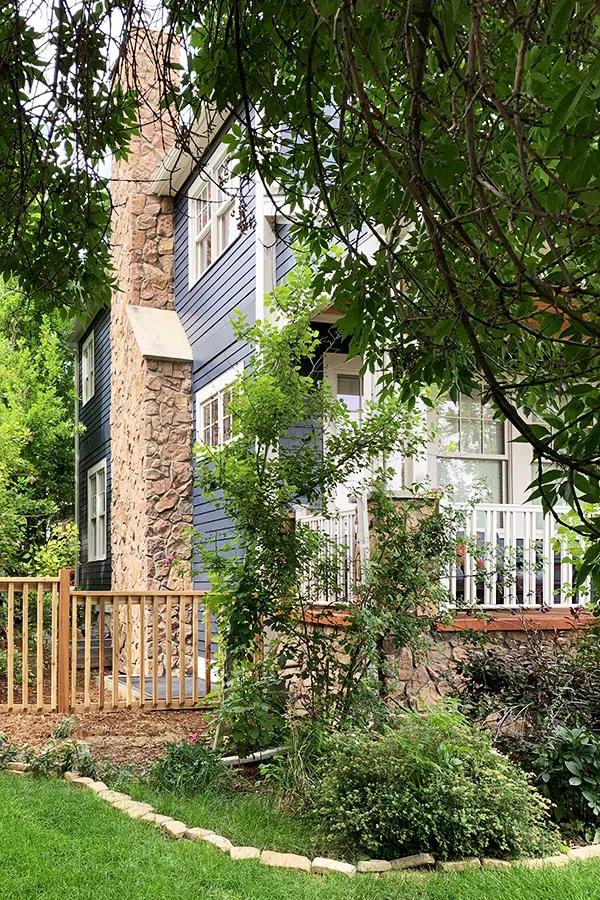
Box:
[26,737,99,779]
[458,627,600,739]
[308,706,560,861]
[535,726,600,832]
[217,664,289,757]
[0,732,18,767]
[149,739,231,795]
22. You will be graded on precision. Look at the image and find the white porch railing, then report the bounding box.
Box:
[448,504,591,609]
[296,502,592,609]
[295,507,361,604]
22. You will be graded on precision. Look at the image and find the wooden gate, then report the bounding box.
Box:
[1,570,212,714]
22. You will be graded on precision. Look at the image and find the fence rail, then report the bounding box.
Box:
[295,507,360,604]
[0,573,211,714]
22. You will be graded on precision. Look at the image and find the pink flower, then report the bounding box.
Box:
[164,554,175,566]
[190,732,199,743]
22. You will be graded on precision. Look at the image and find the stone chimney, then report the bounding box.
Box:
[109,29,193,592]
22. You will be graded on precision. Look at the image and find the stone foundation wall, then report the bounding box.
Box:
[391,622,585,707]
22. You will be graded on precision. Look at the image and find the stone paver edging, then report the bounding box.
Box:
[3,764,600,877]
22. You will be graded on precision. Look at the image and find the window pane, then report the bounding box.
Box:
[337,375,362,422]
[211,397,219,445]
[437,458,503,503]
[97,515,106,559]
[483,418,505,454]
[460,418,483,453]
[222,389,232,442]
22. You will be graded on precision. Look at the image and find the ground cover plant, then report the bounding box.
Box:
[459,626,600,839]
[2,772,600,900]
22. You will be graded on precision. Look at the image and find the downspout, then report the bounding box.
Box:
[73,346,80,586]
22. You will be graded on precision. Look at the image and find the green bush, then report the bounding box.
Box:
[308,706,560,861]
[0,733,18,767]
[218,664,289,757]
[149,740,231,796]
[536,726,600,831]
[25,737,99,779]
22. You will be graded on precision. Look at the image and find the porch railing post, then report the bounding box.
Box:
[58,568,71,714]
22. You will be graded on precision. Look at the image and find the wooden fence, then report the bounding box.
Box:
[0,570,211,714]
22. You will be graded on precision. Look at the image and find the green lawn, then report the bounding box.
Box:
[119,779,329,857]
[2,773,600,900]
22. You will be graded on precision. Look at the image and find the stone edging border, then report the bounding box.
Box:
[4,763,600,877]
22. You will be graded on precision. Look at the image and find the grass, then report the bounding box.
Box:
[118,779,328,857]
[2,773,600,900]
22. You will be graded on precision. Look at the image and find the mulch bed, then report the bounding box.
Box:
[0,707,210,768]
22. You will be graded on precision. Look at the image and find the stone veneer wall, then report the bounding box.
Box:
[108,30,193,676]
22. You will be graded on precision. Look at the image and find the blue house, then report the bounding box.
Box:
[72,35,582,618]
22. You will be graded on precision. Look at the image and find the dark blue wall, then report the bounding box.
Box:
[173,148,256,589]
[77,309,112,590]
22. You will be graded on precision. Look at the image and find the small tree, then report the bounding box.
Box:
[193,260,461,740]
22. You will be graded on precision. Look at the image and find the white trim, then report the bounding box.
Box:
[81,331,95,406]
[195,363,243,447]
[87,458,107,563]
[188,144,241,288]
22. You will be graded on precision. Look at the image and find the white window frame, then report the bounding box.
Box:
[432,392,509,503]
[188,145,240,287]
[195,363,243,449]
[87,458,107,562]
[81,331,95,405]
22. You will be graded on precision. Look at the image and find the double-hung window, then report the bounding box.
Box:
[87,459,107,562]
[196,365,241,448]
[189,150,239,285]
[81,331,95,405]
[436,392,507,503]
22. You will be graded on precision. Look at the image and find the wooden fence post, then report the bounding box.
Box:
[58,568,71,714]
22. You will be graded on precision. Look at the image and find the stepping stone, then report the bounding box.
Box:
[391,853,435,870]
[97,790,131,803]
[5,762,31,773]
[437,858,481,872]
[568,845,600,861]
[142,813,176,826]
[202,834,233,852]
[125,803,155,820]
[71,776,96,788]
[86,782,109,794]
[185,827,216,841]
[312,857,356,876]
[161,820,188,839]
[357,860,392,874]
[112,799,138,812]
[230,846,261,861]
[261,851,311,872]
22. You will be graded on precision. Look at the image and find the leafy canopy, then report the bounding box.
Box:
[0,284,77,574]
[163,0,600,578]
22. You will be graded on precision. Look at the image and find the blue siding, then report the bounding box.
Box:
[276,224,296,285]
[174,151,256,589]
[78,309,112,590]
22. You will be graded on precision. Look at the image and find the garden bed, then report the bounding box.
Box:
[0,706,208,768]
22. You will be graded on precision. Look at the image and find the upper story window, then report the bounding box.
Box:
[436,391,507,503]
[195,364,242,449]
[87,458,107,562]
[189,150,239,286]
[336,374,363,424]
[81,331,95,405]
